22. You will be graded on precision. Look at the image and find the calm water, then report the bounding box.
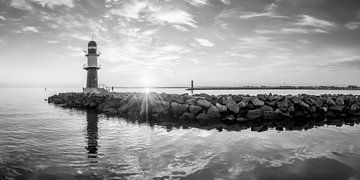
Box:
[1,88,360,180]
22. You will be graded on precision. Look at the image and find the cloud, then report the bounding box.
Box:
[0,16,7,20]
[109,1,197,28]
[30,0,75,8]
[22,26,39,33]
[194,38,214,47]
[141,29,158,35]
[240,3,288,19]
[296,15,334,28]
[173,25,189,32]
[255,27,328,34]
[149,8,197,28]
[10,0,32,10]
[46,40,59,43]
[109,0,148,19]
[254,29,276,34]
[281,28,313,34]
[240,12,288,19]
[345,22,360,30]
[220,0,231,5]
[185,0,208,6]
[10,0,75,10]
[67,45,82,52]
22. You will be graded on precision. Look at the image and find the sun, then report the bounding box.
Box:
[144,87,150,94]
[139,76,154,87]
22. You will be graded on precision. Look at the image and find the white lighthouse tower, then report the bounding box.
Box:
[83,40,105,94]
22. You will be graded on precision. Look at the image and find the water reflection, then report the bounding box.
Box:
[85,111,99,165]
[121,114,360,133]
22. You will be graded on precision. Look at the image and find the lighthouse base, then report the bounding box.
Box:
[83,87,108,94]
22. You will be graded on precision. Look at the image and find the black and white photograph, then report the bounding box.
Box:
[0,0,360,179]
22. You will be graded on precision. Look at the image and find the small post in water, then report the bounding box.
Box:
[191,80,194,94]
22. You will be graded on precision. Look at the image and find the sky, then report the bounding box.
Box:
[0,0,360,87]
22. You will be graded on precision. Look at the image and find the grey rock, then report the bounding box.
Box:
[223,115,236,121]
[299,100,309,109]
[207,105,221,119]
[247,109,263,120]
[326,97,336,106]
[233,95,243,103]
[196,99,212,108]
[314,99,323,107]
[179,112,196,120]
[335,97,345,106]
[238,101,247,109]
[260,105,273,112]
[251,97,264,107]
[189,105,202,114]
[277,100,288,112]
[236,117,247,122]
[275,109,291,118]
[216,103,227,113]
[196,113,210,121]
[171,102,188,117]
[226,101,239,114]
[104,107,117,115]
[309,105,317,113]
[263,111,278,120]
[350,104,360,112]
[184,99,196,105]
[329,105,344,112]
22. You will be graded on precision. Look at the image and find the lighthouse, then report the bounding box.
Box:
[83,40,103,93]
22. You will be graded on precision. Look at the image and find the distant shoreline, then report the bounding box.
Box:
[108,86,360,91]
[185,86,360,90]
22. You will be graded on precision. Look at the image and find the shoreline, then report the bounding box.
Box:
[185,86,360,90]
[48,92,360,124]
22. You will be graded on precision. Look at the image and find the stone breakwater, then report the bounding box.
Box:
[48,92,360,123]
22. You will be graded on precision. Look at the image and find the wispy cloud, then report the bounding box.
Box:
[185,0,208,7]
[173,25,189,32]
[109,0,197,28]
[0,16,7,20]
[10,0,32,10]
[345,22,360,30]
[46,40,59,43]
[240,12,288,19]
[240,3,288,19]
[296,15,334,28]
[282,28,327,34]
[194,38,214,47]
[30,0,75,8]
[10,0,75,10]
[220,0,231,5]
[148,8,197,28]
[67,45,82,51]
[22,26,39,33]
[109,0,148,20]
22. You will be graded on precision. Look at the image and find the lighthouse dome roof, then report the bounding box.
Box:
[88,40,97,46]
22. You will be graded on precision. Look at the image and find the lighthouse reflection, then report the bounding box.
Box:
[85,111,99,165]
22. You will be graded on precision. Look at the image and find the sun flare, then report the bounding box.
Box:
[139,76,154,87]
[144,87,150,94]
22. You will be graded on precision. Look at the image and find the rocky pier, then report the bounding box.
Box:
[48,92,360,123]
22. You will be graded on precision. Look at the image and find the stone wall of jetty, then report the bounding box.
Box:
[48,92,360,123]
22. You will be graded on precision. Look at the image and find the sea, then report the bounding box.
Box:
[0,87,360,180]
